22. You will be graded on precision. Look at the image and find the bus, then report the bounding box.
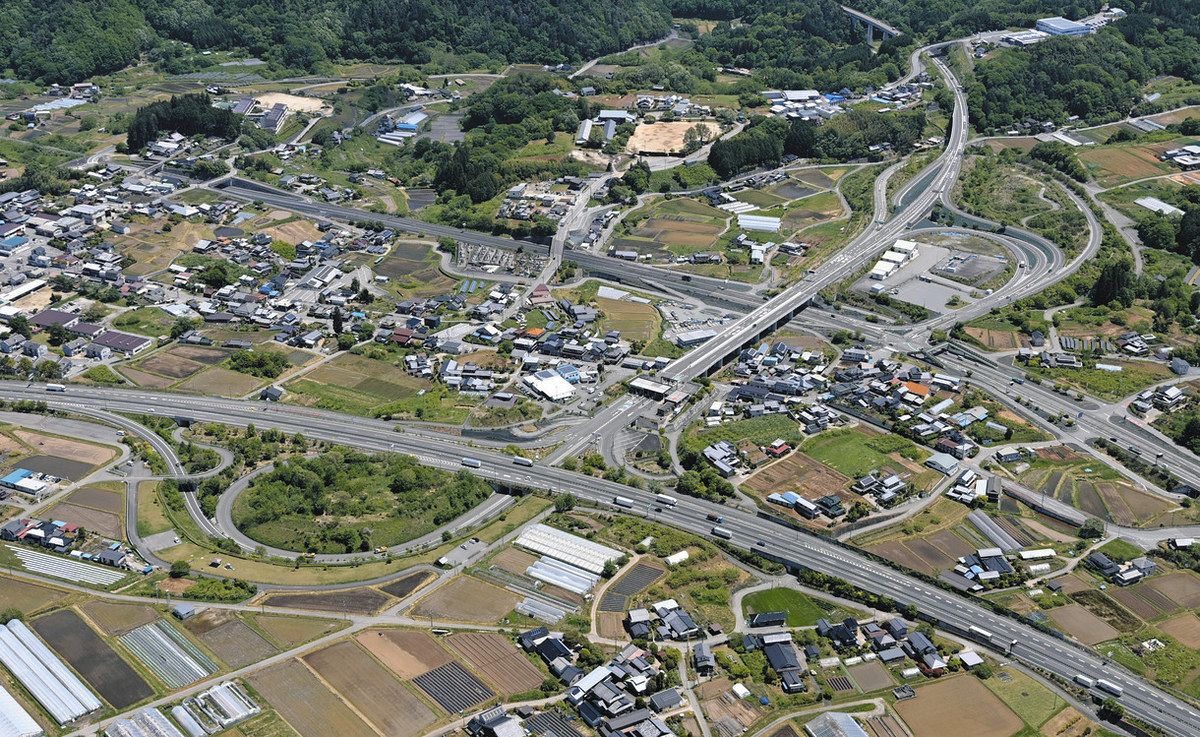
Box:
[45,384,65,392]
[512,456,533,467]
[1096,679,1124,698]
[655,493,678,507]
[968,625,995,643]
[461,458,482,469]
[613,496,636,509]
[711,526,733,540]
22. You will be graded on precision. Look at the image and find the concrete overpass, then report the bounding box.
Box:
[842,5,902,43]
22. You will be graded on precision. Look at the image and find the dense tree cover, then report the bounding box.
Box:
[0,0,151,83]
[126,94,238,151]
[1133,184,1200,264]
[709,107,925,179]
[234,450,492,553]
[848,0,1103,39]
[1027,141,1087,182]
[969,33,1149,130]
[227,350,289,378]
[686,0,911,91]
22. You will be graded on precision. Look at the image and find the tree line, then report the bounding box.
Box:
[125,93,239,151]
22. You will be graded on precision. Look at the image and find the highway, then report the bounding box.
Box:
[658,52,971,382]
[5,382,1199,735]
[208,177,763,311]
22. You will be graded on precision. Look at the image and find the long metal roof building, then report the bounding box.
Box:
[0,620,100,725]
[516,524,622,575]
[0,683,41,737]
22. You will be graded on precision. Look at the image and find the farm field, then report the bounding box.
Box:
[369,240,457,298]
[846,661,892,692]
[1146,572,1200,608]
[595,297,661,343]
[249,659,375,737]
[32,609,153,709]
[1016,448,1177,527]
[894,675,1022,737]
[183,610,278,668]
[620,197,728,258]
[1158,613,1200,649]
[981,667,1066,732]
[1048,603,1120,645]
[414,661,496,712]
[1079,139,1192,187]
[303,641,437,737]
[248,614,345,649]
[379,571,434,599]
[1026,358,1174,402]
[11,429,117,470]
[284,352,475,422]
[259,588,393,615]
[80,601,159,635]
[411,575,521,624]
[63,486,123,513]
[446,632,544,694]
[355,629,453,679]
[42,502,121,538]
[0,575,68,615]
[962,325,1021,351]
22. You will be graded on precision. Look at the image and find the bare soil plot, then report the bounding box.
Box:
[184,610,277,668]
[80,601,159,635]
[42,502,120,538]
[743,451,850,498]
[249,659,373,737]
[1080,144,1175,187]
[1148,572,1200,608]
[355,629,453,679]
[1160,613,1200,648]
[1075,481,1108,520]
[827,675,854,692]
[626,121,719,155]
[865,715,911,737]
[1039,707,1097,737]
[411,576,520,623]
[379,571,433,599]
[894,676,1022,737]
[178,366,266,396]
[490,547,539,576]
[64,486,122,514]
[260,588,392,615]
[1052,573,1092,595]
[696,677,762,729]
[249,614,343,649]
[597,611,627,639]
[120,366,176,388]
[414,661,495,712]
[1048,603,1119,645]
[137,352,206,380]
[905,538,957,572]
[17,455,98,481]
[1124,582,1178,617]
[0,575,67,615]
[446,632,544,694]
[847,660,892,692]
[32,609,153,709]
[303,641,436,737]
[867,541,934,574]
[264,219,323,245]
[925,529,974,560]
[964,326,1021,351]
[597,298,660,342]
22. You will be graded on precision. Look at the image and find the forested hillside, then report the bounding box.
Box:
[847,0,1104,38]
[1,0,673,83]
[675,0,910,90]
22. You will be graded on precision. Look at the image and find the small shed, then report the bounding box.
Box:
[172,602,197,620]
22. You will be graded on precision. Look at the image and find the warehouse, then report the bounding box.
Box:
[516,523,622,575]
[524,369,575,402]
[0,683,41,737]
[1035,16,1093,36]
[0,620,101,725]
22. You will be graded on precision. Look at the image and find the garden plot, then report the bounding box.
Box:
[847,661,892,692]
[894,676,1022,737]
[248,614,342,650]
[63,486,122,513]
[41,502,121,539]
[355,629,453,679]
[414,661,496,712]
[120,620,217,688]
[259,588,393,615]
[624,198,728,257]
[183,610,277,669]
[1110,586,1176,621]
[963,326,1021,351]
[1147,572,1200,609]
[446,632,544,694]
[32,609,153,710]
[598,562,664,612]
[303,641,436,737]
[742,452,850,499]
[249,659,374,737]
[17,455,98,481]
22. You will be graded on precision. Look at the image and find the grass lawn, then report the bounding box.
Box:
[799,428,928,479]
[741,587,859,627]
[981,666,1067,731]
[1025,359,1174,402]
[684,415,803,456]
[597,297,661,342]
[1098,538,1144,562]
[137,481,173,537]
[111,307,175,337]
